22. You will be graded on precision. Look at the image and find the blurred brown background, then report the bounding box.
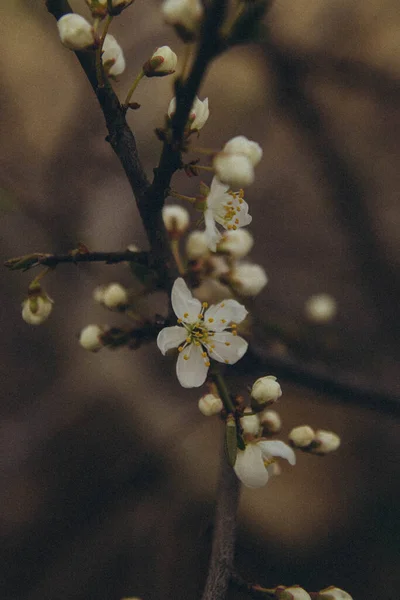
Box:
[1,0,399,599]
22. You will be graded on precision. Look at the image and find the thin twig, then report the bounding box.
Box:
[5,250,150,271]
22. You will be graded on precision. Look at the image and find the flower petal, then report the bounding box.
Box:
[171,277,202,322]
[204,207,222,252]
[205,299,248,330]
[157,326,187,355]
[176,343,209,388]
[207,331,248,364]
[209,176,230,200]
[234,444,270,488]
[258,440,296,466]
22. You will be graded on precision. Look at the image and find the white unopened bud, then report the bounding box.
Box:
[230,263,268,296]
[317,587,353,600]
[311,430,341,455]
[223,136,263,167]
[102,34,125,76]
[57,14,95,50]
[213,153,254,188]
[260,409,282,433]
[162,204,190,236]
[251,376,282,406]
[93,285,106,304]
[168,96,209,131]
[22,292,53,325]
[126,244,140,253]
[162,0,204,37]
[240,408,261,436]
[144,46,178,77]
[305,294,337,323]
[103,283,128,308]
[289,425,315,448]
[185,230,209,259]
[217,229,254,258]
[276,586,312,600]
[198,393,223,416]
[79,324,104,352]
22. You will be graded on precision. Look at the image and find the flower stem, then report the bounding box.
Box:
[194,165,214,172]
[170,240,186,275]
[211,365,236,413]
[169,189,197,203]
[123,70,145,107]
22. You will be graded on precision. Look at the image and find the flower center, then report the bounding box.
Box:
[217,190,244,230]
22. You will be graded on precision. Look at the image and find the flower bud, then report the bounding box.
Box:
[93,285,106,304]
[198,393,223,416]
[162,204,190,236]
[79,324,104,352]
[305,294,337,323]
[57,14,95,50]
[144,46,177,77]
[223,136,263,167]
[162,0,204,39]
[102,34,125,76]
[213,153,254,188]
[311,430,341,455]
[103,283,128,308]
[288,425,315,448]
[230,263,268,296]
[217,229,254,258]
[240,408,261,436]
[251,375,282,408]
[276,585,312,600]
[22,290,53,325]
[260,409,282,433]
[168,96,209,132]
[316,587,353,600]
[185,230,209,259]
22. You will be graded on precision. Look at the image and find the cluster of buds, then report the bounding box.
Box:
[93,282,129,309]
[288,426,341,455]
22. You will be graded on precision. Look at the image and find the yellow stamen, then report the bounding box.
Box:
[184,312,189,318]
[208,318,214,323]
[225,342,231,346]
[205,360,210,367]
[178,346,184,352]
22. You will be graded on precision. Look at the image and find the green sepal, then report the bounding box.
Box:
[225,414,238,467]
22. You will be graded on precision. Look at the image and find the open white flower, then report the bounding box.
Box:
[157,278,248,388]
[204,177,252,252]
[234,439,295,488]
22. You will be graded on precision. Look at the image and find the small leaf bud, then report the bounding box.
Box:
[103,283,128,308]
[311,430,341,455]
[57,14,95,51]
[240,408,261,436]
[198,393,223,416]
[143,46,177,77]
[316,587,353,600]
[162,204,190,236]
[288,425,315,448]
[217,229,254,258]
[251,375,282,409]
[305,294,337,323]
[276,585,312,600]
[102,34,126,76]
[79,324,104,352]
[185,230,209,260]
[260,409,282,433]
[21,287,53,326]
[230,263,268,297]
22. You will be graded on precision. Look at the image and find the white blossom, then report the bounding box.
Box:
[317,587,353,600]
[162,0,204,35]
[289,425,315,448]
[57,14,95,51]
[260,409,282,433]
[305,294,337,323]
[223,135,263,167]
[157,278,248,388]
[311,430,341,454]
[102,34,126,76]
[144,46,177,76]
[234,439,295,488]
[162,204,190,235]
[276,586,312,600]
[79,324,104,352]
[251,375,282,405]
[168,96,209,131]
[103,283,128,308]
[22,294,53,325]
[185,231,209,260]
[230,262,268,296]
[217,228,254,258]
[198,393,223,416]
[240,408,261,436]
[204,177,252,252]
[213,153,255,188]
